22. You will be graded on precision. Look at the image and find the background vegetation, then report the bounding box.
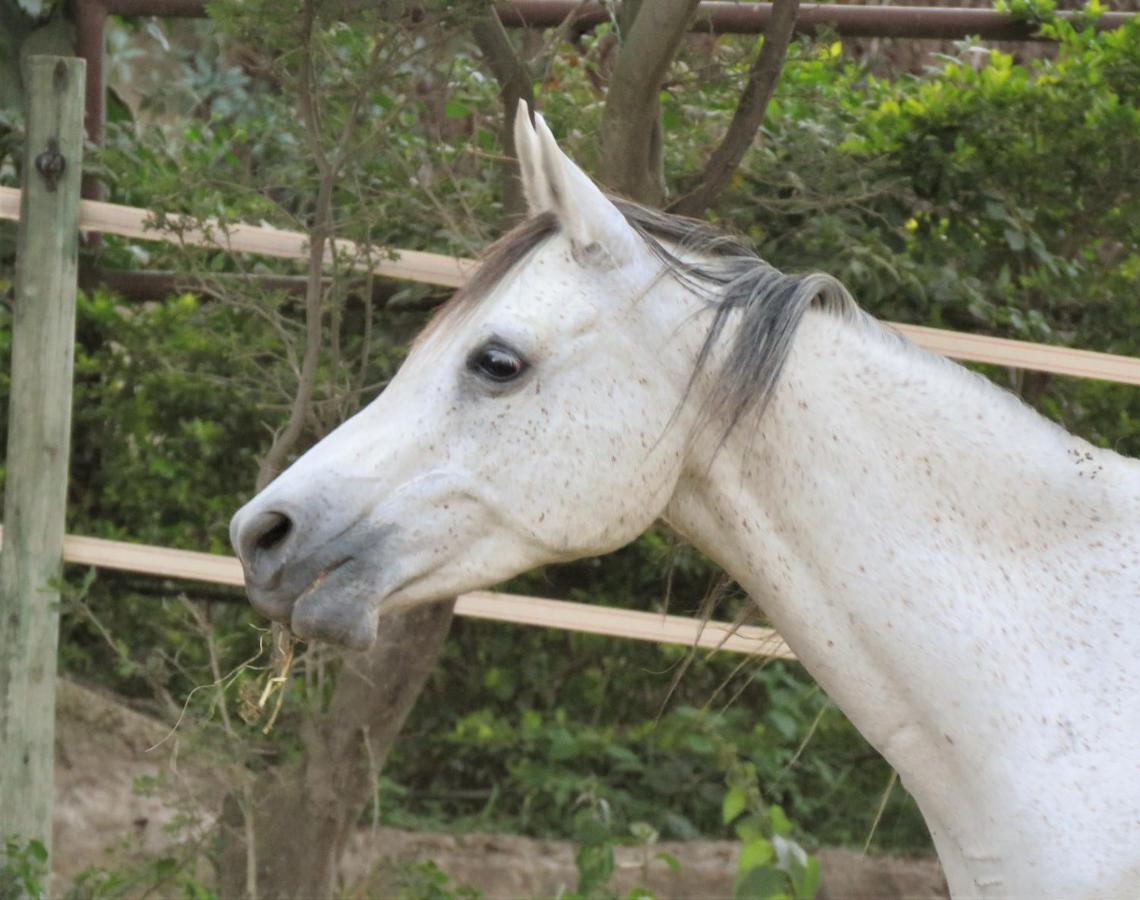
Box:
[0,0,1137,896]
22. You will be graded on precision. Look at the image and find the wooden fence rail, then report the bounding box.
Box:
[2,177,1137,671]
[0,527,795,660]
[3,185,1138,386]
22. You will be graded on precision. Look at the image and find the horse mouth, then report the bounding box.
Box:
[243,552,385,651]
[292,555,355,610]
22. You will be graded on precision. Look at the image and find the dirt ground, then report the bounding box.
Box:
[341,830,948,900]
[52,679,947,899]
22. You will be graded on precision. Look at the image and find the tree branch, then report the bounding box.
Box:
[256,0,330,490]
[254,2,390,487]
[472,9,535,220]
[669,0,800,217]
[295,0,330,177]
[599,0,700,204]
[534,0,593,81]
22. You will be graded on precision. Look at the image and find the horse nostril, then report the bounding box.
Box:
[256,512,293,553]
[238,510,297,584]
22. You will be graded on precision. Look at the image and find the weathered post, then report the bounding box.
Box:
[0,55,86,858]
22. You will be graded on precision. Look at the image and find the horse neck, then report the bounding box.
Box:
[662,309,1140,896]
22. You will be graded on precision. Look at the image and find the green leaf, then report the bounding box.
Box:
[1004,227,1027,251]
[575,842,615,895]
[984,199,1009,221]
[444,97,470,119]
[606,744,643,770]
[768,804,792,837]
[738,838,774,873]
[154,856,179,877]
[25,840,48,864]
[655,851,681,873]
[734,864,787,900]
[735,815,763,844]
[723,786,748,824]
[791,856,822,899]
[767,710,798,740]
[629,821,658,845]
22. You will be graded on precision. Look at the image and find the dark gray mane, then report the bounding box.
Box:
[612,200,863,437]
[429,199,863,437]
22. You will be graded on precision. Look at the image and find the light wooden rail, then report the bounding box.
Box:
[0,527,795,660]
[0,186,475,288]
[2,190,1136,658]
[890,324,1140,386]
[2,185,1139,386]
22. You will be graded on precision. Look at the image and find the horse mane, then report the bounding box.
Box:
[612,200,867,438]
[425,198,868,437]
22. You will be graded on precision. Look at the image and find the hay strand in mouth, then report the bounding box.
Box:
[245,563,341,734]
[257,625,298,734]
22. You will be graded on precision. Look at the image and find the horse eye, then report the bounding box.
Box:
[471,344,525,383]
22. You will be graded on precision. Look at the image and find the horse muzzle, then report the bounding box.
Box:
[230,503,391,650]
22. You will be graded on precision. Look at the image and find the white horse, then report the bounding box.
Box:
[230,104,1140,898]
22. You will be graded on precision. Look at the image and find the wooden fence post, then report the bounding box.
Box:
[0,55,86,860]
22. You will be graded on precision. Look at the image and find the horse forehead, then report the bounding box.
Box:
[492,285,600,337]
[483,248,606,335]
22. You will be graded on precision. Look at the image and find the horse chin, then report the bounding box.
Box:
[289,557,385,651]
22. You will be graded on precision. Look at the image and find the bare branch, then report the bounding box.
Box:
[254,174,332,488]
[254,3,392,486]
[669,0,800,217]
[534,0,595,81]
[329,32,385,174]
[255,3,333,490]
[599,0,700,204]
[472,9,535,220]
[297,0,330,177]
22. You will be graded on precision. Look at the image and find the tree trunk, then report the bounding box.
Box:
[218,600,455,899]
[598,0,699,204]
[218,10,459,894]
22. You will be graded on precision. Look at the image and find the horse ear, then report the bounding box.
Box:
[513,101,553,214]
[514,101,638,269]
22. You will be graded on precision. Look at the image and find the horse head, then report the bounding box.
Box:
[230,105,695,648]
